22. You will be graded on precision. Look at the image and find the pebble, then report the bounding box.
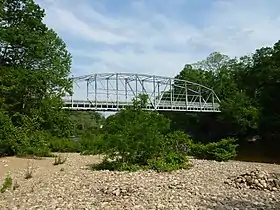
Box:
[0,153,280,209]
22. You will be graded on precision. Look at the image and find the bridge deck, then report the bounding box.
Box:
[62,100,220,112]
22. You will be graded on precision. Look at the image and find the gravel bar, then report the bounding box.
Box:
[1,153,280,210]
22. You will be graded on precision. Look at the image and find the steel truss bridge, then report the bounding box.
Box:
[63,73,221,112]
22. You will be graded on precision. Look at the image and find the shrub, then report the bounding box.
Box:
[15,130,52,157]
[102,105,171,164]
[90,160,145,172]
[190,138,238,161]
[79,134,104,155]
[147,152,190,172]
[0,109,15,156]
[94,94,190,172]
[49,137,81,153]
[91,153,190,172]
[0,112,52,157]
[165,131,193,154]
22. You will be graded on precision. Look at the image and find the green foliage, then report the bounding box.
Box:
[94,94,190,172]
[165,130,193,154]
[70,111,105,137]
[49,137,80,153]
[0,109,15,156]
[164,42,280,159]
[14,130,52,157]
[90,160,145,172]
[0,174,13,193]
[102,95,171,164]
[0,110,52,157]
[49,134,104,155]
[0,0,72,115]
[190,138,238,161]
[2,0,280,164]
[91,153,189,172]
[147,152,190,172]
[79,134,104,155]
[0,0,76,157]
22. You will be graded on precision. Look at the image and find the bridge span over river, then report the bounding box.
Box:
[63,73,220,113]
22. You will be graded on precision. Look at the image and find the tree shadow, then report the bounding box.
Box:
[198,195,280,210]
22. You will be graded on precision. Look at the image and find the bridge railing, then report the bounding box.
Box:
[62,99,220,112]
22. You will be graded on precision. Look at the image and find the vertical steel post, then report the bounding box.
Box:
[70,79,74,108]
[199,86,202,111]
[116,73,119,107]
[135,74,138,97]
[153,76,156,109]
[185,81,188,110]
[212,90,215,111]
[170,79,173,108]
[106,78,109,108]
[86,79,89,99]
[125,78,128,104]
[157,81,160,102]
[94,74,97,108]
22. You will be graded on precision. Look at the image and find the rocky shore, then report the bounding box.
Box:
[0,153,280,209]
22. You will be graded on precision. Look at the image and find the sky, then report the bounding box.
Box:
[35,0,280,78]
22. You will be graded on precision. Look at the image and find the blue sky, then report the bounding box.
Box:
[36,0,280,78]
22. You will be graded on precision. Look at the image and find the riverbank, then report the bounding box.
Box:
[1,153,280,209]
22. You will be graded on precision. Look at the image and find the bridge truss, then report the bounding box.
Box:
[63,73,220,112]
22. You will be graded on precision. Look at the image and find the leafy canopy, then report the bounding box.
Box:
[102,94,171,165]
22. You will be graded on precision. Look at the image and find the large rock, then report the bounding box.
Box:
[225,169,280,191]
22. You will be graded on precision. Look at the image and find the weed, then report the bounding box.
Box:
[0,174,13,193]
[53,154,67,165]
[25,161,33,179]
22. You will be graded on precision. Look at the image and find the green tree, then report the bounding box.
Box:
[0,0,73,156]
[163,52,259,142]
[245,41,280,157]
[192,52,230,73]
[0,0,72,116]
[70,111,105,137]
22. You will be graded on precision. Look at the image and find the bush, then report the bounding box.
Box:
[102,105,171,164]
[49,137,81,153]
[0,109,15,156]
[94,94,190,172]
[49,133,104,154]
[147,152,190,172]
[0,111,52,157]
[165,131,193,154]
[90,160,145,172]
[91,152,190,172]
[79,134,104,155]
[15,130,52,157]
[190,138,238,161]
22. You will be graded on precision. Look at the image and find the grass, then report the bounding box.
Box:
[53,154,67,165]
[24,161,33,179]
[0,174,12,193]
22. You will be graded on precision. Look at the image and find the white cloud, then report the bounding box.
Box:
[36,0,280,78]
